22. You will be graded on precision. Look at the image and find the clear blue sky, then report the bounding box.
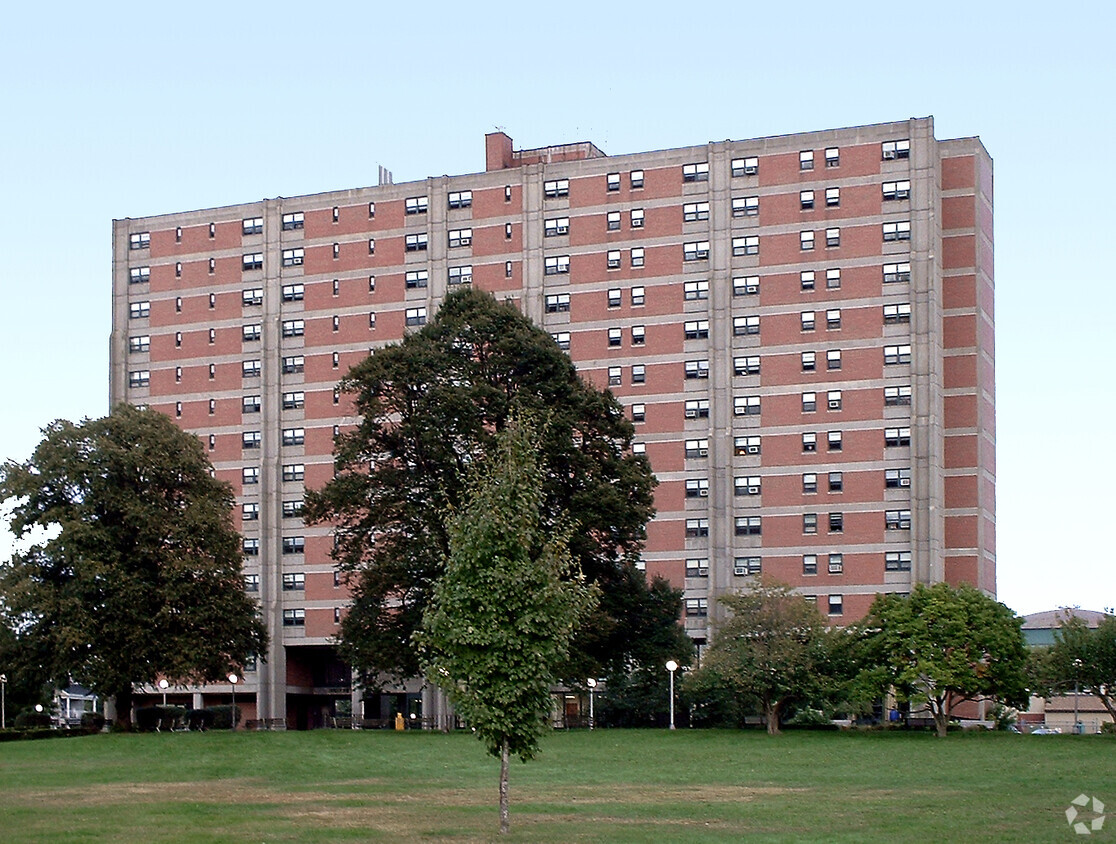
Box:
[1,1,1112,615]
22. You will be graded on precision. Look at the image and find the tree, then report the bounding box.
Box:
[416,415,597,835]
[1043,613,1116,721]
[689,578,830,735]
[0,405,268,730]
[862,583,1028,737]
[305,288,665,685]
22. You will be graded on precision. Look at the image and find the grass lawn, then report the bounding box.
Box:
[0,728,1111,842]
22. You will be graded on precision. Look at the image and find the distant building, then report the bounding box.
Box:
[1019,608,1111,732]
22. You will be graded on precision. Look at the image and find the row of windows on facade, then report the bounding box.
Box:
[125,140,915,251]
[677,423,911,461]
[244,570,347,592]
[680,467,910,499]
[685,593,848,618]
[683,509,911,538]
[683,548,913,582]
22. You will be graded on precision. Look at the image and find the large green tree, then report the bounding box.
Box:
[1041,614,1116,721]
[305,288,666,685]
[0,405,268,729]
[862,583,1028,737]
[416,415,597,835]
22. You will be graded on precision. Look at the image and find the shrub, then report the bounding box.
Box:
[135,706,188,732]
[207,705,244,730]
[14,710,51,729]
[80,712,106,732]
[1101,722,1116,735]
[186,709,214,731]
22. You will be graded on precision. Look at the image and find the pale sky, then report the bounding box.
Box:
[1,1,1113,616]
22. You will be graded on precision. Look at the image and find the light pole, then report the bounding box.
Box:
[586,678,596,730]
[666,660,678,730]
[1,673,6,730]
[1073,658,1083,734]
[158,678,169,707]
[228,673,238,731]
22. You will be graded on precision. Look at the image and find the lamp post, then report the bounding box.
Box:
[1073,658,1083,734]
[586,678,596,730]
[228,673,238,731]
[158,678,169,707]
[665,660,679,730]
[1,673,6,730]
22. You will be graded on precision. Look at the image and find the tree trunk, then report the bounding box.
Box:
[499,737,510,835]
[114,688,134,732]
[1094,691,1116,722]
[931,696,949,738]
[764,700,781,735]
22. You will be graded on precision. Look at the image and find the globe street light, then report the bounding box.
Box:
[665,660,679,730]
[1073,658,1084,734]
[0,673,6,730]
[158,678,169,707]
[586,678,597,731]
[228,673,238,731]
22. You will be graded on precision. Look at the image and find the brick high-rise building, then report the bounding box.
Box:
[111,116,995,728]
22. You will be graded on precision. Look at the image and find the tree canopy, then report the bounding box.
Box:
[0,405,267,729]
[862,583,1028,737]
[417,414,596,834]
[305,288,667,684]
[1040,613,1116,722]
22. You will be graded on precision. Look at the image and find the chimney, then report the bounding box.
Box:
[485,131,514,171]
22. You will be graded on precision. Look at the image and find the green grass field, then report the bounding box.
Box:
[0,728,1111,842]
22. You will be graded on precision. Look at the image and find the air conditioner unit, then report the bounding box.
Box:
[746,445,760,454]
[698,489,709,497]
[900,478,911,487]
[748,486,760,495]
[684,409,697,418]
[828,400,841,409]
[698,449,708,457]
[883,149,897,159]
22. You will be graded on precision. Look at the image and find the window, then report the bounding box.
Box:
[800,190,815,210]
[884,303,912,323]
[282,536,305,554]
[238,216,263,237]
[825,147,839,167]
[543,179,569,197]
[283,609,305,626]
[631,403,646,422]
[129,232,150,250]
[734,435,761,456]
[405,196,428,214]
[607,250,622,269]
[683,202,710,222]
[886,509,912,530]
[281,248,304,267]
[242,467,259,486]
[883,221,911,241]
[545,293,571,312]
[732,196,759,217]
[799,150,814,171]
[631,365,646,384]
[885,385,912,406]
[731,156,759,176]
[243,395,261,413]
[447,190,472,209]
[551,332,571,350]
[684,438,709,458]
[883,180,911,200]
[281,319,304,337]
[332,352,340,369]
[282,499,304,518]
[606,172,621,191]
[827,391,843,411]
[175,262,182,277]
[332,206,339,223]
[282,573,306,591]
[825,187,840,208]
[803,473,818,493]
[685,558,709,577]
[244,574,259,592]
[447,265,472,285]
[399,233,425,252]
[735,516,762,536]
[684,241,710,261]
[405,307,427,326]
[734,356,760,376]
[826,309,841,329]
[608,367,622,386]
[282,391,305,410]
[631,248,645,268]
[829,512,844,533]
[884,262,912,283]
[128,266,150,284]
[825,227,840,247]
[802,392,817,412]
[884,344,912,365]
[608,288,622,308]
[684,399,710,418]
[735,476,761,496]
[630,208,644,228]
[803,555,818,575]
[685,598,709,617]
[128,335,150,353]
[733,275,759,296]
[683,280,709,300]
[682,162,709,182]
[803,513,818,534]
[367,238,376,255]
[826,268,841,289]
[733,315,759,335]
[282,463,305,482]
[685,479,710,498]
[631,325,645,345]
[608,327,622,347]
[281,283,304,301]
[129,301,150,319]
[886,551,912,571]
[732,236,759,256]
[685,359,710,379]
[242,288,264,306]
[802,432,817,452]
[242,323,261,342]
[801,271,816,291]
[128,370,149,388]
[828,595,843,616]
[824,472,842,494]
[827,350,842,370]
[734,395,760,416]
[242,359,262,378]
[281,212,304,230]
[885,468,911,488]
[242,430,262,449]
[735,556,762,576]
[545,217,570,237]
[630,169,644,188]
[282,427,305,446]
[685,518,709,537]
[631,286,646,306]
[885,426,911,447]
[175,334,182,349]
[544,255,570,275]
[505,261,513,278]
[684,319,710,339]
[882,139,911,160]
[243,537,259,556]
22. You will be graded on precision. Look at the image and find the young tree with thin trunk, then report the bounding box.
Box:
[416,415,597,834]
